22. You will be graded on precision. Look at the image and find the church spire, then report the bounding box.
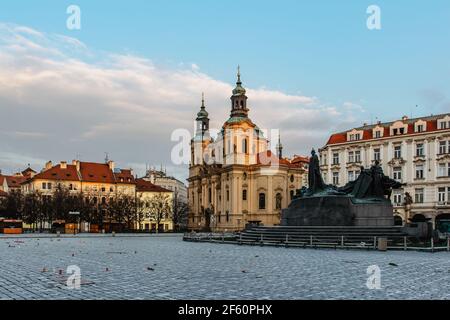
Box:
[276,133,283,159]
[230,66,249,118]
[195,92,210,139]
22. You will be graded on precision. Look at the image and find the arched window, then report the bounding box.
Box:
[226,190,230,201]
[259,193,266,210]
[242,189,247,201]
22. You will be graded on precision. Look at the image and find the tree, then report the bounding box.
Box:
[148,192,172,233]
[172,197,189,232]
[22,191,42,231]
[4,190,23,220]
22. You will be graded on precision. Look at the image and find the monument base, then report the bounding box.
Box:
[281,195,394,227]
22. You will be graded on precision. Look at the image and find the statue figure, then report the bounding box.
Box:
[306,149,327,195]
[338,160,404,200]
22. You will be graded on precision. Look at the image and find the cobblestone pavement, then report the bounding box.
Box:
[0,234,449,300]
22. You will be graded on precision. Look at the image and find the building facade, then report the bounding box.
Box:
[319,113,450,229]
[135,178,174,232]
[143,167,188,204]
[188,70,307,232]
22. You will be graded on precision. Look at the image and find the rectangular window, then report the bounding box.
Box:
[416,125,424,133]
[348,171,354,182]
[393,167,402,181]
[375,131,381,139]
[348,151,354,163]
[333,153,339,165]
[242,189,247,201]
[415,165,424,179]
[355,151,361,163]
[439,141,448,154]
[416,144,424,157]
[415,188,424,204]
[438,163,445,177]
[393,192,403,206]
[47,183,52,190]
[438,188,446,204]
[394,146,402,159]
[42,182,46,190]
[440,122,448,130]
[333,172,339,185]
[373,148,381,161]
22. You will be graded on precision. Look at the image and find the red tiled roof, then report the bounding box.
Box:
[256,151,291,166]
[114,169,135,184]
[79,162,115,183]
[135,179,172,193]
[0,175,5,186]
[326,114,449,146]
[5,175,27,189]
[33,164,80,182]
[291,156,309,164]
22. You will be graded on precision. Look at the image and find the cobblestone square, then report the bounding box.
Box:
[0,234,449,300]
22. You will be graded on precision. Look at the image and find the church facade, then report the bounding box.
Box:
[187,69,307,232]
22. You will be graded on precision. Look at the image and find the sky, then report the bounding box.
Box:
[0,0,449,181]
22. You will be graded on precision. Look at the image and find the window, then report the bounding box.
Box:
[416,124,424,133]
[333,172,339,185]
[226,190,229,201]
[348,171,355,182]
[439,141,448,154]
[290,190,294,200]
[416,144,424,157]
[208,188,211,203]
[47,183,52,190]
[333,153,339,165]
[259,193,266,210]
[242,189,247,201]
[242,139,248,154]
[440,122,448,130]
[375,130,382,139]
[394,146,402,159]
[438,163,450,177]
[290,175,294,183]
[348,151,354,163]
[415,188,424,204]
[42,182,46,190]
[101,187,106,192]
[393,192,403,206]
[355,151,361,163]
[415,165,424,179]
[438,188,446,204]
[69,184,73,191]
[373,148,381,161]
[393,167,402,181]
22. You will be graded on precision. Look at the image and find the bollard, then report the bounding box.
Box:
[404,236,407,251]
[112,231,116,237]
[373,236,377,250]
[57,231,61,238]
[341,236,344,247]
[310,235,313,246]
[286,234,289,244]
[222,232,225,243]
[431,237,434,253]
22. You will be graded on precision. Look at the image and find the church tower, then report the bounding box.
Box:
[230,66,249,118]
[276,134,283,159]
[195,92,210,140]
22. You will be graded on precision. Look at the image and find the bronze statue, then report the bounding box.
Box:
[306,149,327,195]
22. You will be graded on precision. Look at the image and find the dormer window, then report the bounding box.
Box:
[347,129,364,142]
[437,115,450,130]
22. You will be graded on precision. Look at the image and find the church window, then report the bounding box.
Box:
[208,188,212,203]
[226,190,230,201]
[242,189,247,201]
[242,139,248,153]
[290,175,294,183]
[259,193,266,210]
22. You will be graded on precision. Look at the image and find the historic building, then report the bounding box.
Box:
[0,167,36,194]
[188,69,307,232]
[135,178,174,232]
[142,167,188,205]
[319,113,450,229]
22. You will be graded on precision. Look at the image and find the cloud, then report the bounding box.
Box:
[0,23,365,181]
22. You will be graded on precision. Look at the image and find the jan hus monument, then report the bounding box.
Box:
[281,149,404,227]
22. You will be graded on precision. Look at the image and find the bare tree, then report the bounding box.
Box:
[148,192,172,233]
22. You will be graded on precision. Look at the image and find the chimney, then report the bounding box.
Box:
[60,161,67,169]
[402,115,409,121]
[108,160,115,171]
[72,160,80,172]
[45,161,53,171]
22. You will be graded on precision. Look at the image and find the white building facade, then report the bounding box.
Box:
[319,114,450,229]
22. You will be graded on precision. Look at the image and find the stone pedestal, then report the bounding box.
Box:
[281,195,394,227]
